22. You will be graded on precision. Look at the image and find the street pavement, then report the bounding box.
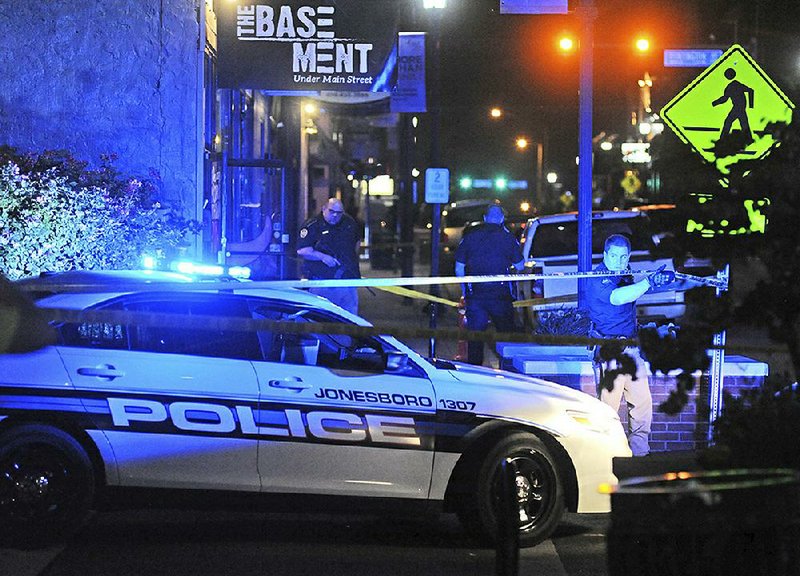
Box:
[358,260,483,366]
[1,511,597,576]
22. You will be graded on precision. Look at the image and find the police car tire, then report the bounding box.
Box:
[0,424,95,547]
[457,432,565,547]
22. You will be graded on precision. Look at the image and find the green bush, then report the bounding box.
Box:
[533,307,591,336]
[0,148,198,280]
[702,380,800,470]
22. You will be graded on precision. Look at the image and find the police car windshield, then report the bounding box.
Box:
[532,217,656,258]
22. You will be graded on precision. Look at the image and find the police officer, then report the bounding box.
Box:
[586,233,674,456]
[454,204,525,366]
[297,198,361,314]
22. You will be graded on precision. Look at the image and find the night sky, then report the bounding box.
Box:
[426,0,800,196]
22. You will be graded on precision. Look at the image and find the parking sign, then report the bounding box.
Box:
[425,168,450,204]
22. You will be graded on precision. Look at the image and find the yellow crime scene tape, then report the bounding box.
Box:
[375,285,460,307]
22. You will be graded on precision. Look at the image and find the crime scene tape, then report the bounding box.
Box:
[376,286,460,307]
[16,267,728,294]
[40,307,621,346]
[513,294,577,308]
[39,306,787,357]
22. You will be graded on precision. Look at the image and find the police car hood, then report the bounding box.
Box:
[444,360,588,401]
[438,360,621,437]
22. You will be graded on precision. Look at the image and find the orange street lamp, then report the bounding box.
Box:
[558,35,575,52]
[635,37,650,53]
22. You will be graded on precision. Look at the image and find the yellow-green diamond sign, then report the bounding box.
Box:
[661,44,795,184]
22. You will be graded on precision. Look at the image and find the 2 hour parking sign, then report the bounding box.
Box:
[660,44,795,185]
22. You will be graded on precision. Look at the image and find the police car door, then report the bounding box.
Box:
[250,301,436,499]
[56,293,261,491]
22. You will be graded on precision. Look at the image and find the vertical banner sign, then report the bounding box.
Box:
[217,1,400,92]
[391,32,427,113]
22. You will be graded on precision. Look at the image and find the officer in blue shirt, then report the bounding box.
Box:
[455,204,525,365]
[586,233,674,456]
[297,198,362,314]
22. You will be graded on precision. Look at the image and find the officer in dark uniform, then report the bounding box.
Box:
[454,204,525,365]
[297,198,362,314]
[586,233,674,456]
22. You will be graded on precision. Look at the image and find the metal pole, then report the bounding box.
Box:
[299,100,310,223]
[495,458,520,576]
[535,141,544,211]
[577,0,596,310]
[708,264,730,444]
[428,11,443,358]
[364,179,371,261]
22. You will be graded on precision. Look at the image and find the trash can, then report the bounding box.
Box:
[607,469,800,576]
[369,229,396,270]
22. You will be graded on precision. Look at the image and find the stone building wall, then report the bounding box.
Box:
[0,0,203,218]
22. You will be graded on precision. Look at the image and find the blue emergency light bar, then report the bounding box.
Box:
[142,254,251,280]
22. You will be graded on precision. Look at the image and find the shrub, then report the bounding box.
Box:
[702,380,800,470]
[0,148,198,280]
[533,307,592,336]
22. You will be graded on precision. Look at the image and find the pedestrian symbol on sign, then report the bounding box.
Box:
[712,67,755,143]
[661,44,794,186]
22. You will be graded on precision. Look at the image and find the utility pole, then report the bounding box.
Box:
[577,0,596,309]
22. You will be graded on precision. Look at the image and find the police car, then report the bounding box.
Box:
[0,270,630,547]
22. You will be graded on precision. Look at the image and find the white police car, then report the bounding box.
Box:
[0,270,630,547]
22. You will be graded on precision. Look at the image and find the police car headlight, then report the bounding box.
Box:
[566,410,617,434]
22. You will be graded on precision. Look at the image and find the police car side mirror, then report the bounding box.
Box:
[385,351,409,372]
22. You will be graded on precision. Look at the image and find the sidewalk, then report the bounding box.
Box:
[613,450,704,482]
[357,259,468,363]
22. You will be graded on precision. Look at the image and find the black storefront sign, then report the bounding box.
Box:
[217,1,399,92]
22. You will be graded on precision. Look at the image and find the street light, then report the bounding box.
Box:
[514,135,544,207]
[558,35,576,53]
[634,37,651,53]
[490,107,546,210]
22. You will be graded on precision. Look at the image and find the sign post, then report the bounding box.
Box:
[660,45,795,437]
[425,167,449,357]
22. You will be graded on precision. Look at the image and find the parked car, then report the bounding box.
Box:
[0,270,630,547]
[518,208,713,323]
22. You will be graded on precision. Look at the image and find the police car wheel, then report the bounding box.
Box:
[0,424,95,547]
[459,432,565,547]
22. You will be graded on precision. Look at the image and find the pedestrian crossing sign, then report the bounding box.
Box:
[660,44,794,185]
